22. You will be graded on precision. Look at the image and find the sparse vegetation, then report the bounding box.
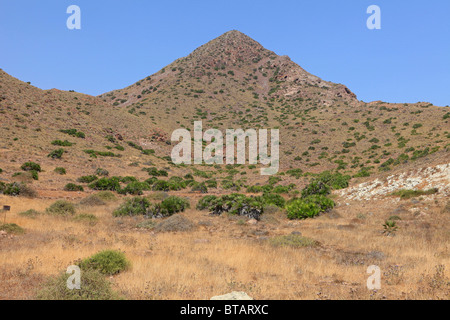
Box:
[54,167,66,175]
[64,183,84,192]
[37,269,121,300]
[0,223,25,235]
[46,200,76,216]
[391,188,438,199]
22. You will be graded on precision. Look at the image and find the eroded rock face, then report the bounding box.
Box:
[210,291,253,300]
[339,163,450,201]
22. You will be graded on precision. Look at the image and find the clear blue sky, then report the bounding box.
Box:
[0,0,449,106]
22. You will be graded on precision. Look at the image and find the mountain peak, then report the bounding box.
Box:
[185,30,274,67]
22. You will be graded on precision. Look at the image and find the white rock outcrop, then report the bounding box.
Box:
[339,163,450,201]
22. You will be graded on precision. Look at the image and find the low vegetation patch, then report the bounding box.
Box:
[54,167,66,175]
[74,213,98,226]
[64,183,84,192]
[21,161,41,172]
[89,177,121,191]
[36,269,120,300]
[51,140,73,147]
[78,250,130,275]
[0,223,25,235]
[136,220,156,230]
[286,195,335,220]
[269,234,319,248]
[119,181,151,195]
[113,197,151,217]
[77,175,98,183]
[0,182,37,198]
[18,209,41,218]
[60,129,85,139]
[154,214,195,233]
[391,188,438,199]
[46,200,76,216]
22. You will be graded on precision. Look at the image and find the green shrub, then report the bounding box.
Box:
[0,168,3,174]
[301,181,331,198]
[145,177,158,186]
[196,195,218,210]
[191,182,208,193]
[78,250,129,275]
[60,129,85,139]
[152,180,170,191]
[221,179,242,191]
[316,171,351,190]
[119,181,151,195]
[21,161,41,172]
[142,149,155,155]
[261,193,286,208]
[37,269,121,300]
[77,175,98,183]
[48,149,65,159]
[205,179,217,188]
[51,140,73,147]
[197,193,263,219]
[84,150,120,158]
[46,200,76,216]
[143,167,168,177]
[54,167,66,175]
[286,169,303,179]
[273,185,293,194]
[2,182,37,197]
[113,197,151,217]
[30,170,39,180]
[0,223,25,235]
[127,141,143,151]
[286,199,320,220]
[167,180,186,191]
[89,177,121,191]
[120,176,138,184]
[303,195,335,212]
[383,220,398,236]
[64,183,84,192]
[148,196,190,218]
[354,169,371,178]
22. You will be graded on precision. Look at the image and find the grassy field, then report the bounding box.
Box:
[1,189,448,300]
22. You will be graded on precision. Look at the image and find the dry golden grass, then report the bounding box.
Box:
[0,191,448,300]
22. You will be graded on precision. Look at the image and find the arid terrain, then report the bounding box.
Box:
[0,30,449,300]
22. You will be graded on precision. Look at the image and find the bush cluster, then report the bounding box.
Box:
[113,196,190,219]
[0,182,37,197]
[60,129,85,139]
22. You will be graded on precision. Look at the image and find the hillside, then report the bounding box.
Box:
[0,30,449,301]
[99,30,450,175]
